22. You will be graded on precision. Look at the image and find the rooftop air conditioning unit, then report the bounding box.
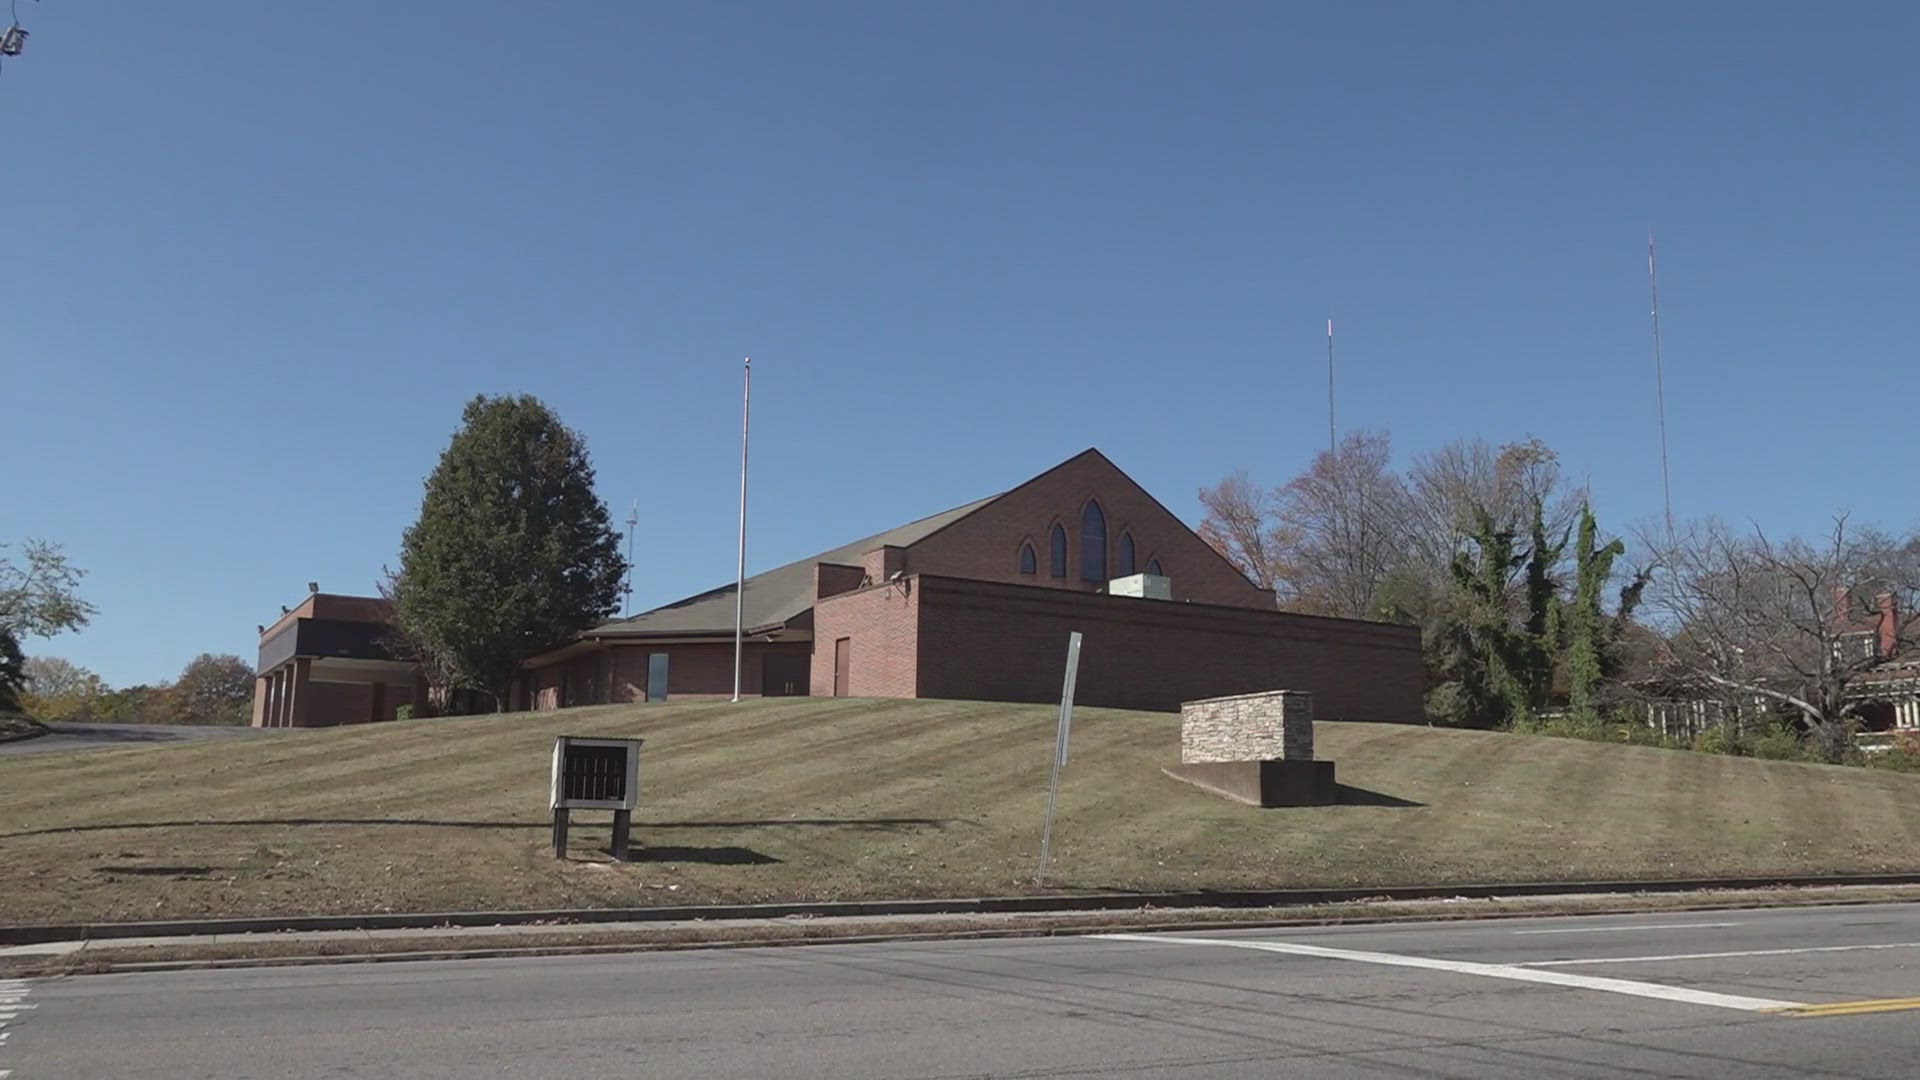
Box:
[1108,573,1171,600]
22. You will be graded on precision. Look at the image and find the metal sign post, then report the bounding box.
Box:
[1035,631,1083,887]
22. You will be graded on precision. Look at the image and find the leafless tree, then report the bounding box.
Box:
[1403,437,1586,574]
[1199,433,1593,621]
[1197,471,1289,592]
[1642,516,1920,760]
[1273,430,1414,617]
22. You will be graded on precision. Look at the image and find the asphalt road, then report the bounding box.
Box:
[7,903,1920,1079]
[0,721,276,755]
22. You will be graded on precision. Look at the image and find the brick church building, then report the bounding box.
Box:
[517,449,1424,722]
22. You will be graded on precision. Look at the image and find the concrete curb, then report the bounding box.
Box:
[9,872,1920,946]
[18,892,1920,977]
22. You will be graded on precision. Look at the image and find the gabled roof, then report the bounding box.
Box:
[591,493,1001,639]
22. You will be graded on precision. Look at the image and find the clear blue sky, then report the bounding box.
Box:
[7,3,1916,686]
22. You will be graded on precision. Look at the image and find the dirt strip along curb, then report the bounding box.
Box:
[10,871,1920,946]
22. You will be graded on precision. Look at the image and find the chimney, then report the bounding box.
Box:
[1878,593,1899,659]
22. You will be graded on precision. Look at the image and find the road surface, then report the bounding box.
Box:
[6,902,1920,1078]
[0,722,275,755]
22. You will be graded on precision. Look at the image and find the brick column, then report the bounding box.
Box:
[251,675,270,727]
[266,667,284,727]
[286,657,312,728]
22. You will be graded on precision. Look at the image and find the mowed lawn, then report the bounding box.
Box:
[5,697,1920,926]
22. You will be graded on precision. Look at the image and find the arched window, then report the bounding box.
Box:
[1018,543,1037,575]
[1080,501,1107,582]
[1049,524,1068,578]
[1147,558,1163,577]
[1117,532,1137,577]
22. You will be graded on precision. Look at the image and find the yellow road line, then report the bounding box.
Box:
[1780,997,1920,1018]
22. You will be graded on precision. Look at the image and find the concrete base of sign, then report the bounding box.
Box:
[1163,759,1337,807]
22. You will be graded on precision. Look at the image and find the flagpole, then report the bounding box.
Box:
[732,357,751,703]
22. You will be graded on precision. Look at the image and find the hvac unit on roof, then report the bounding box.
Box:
[1108,573,1171,600]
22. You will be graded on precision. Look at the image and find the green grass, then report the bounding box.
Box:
[4,697,1920,927]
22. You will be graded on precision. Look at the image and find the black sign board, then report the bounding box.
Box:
[549,736,642,811]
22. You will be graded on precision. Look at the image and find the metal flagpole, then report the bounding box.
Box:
[732,357,751,703]
[622,500,638,618]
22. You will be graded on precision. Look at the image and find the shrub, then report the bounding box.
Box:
[394,704,413,722]
[1865,731,1920,775]
[1691,725,1737,756]
[1750,720,1809,761]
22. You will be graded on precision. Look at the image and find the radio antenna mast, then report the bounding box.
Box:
[1648,229,1674,537]
[1326,316,1337,458]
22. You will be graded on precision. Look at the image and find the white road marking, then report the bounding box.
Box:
[1523,941,1920,967]
[0,978,25,1075]
[1095,933,1803,1012]
[1509,922,1743,935]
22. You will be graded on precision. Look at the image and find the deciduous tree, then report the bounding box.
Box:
[170,654,255,725]
[18,656,108,722]
[0,540,94,713]
[1644,516,1920,761]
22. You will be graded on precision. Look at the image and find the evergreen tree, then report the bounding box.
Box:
[0,629,24,715]
[390,395,627,711]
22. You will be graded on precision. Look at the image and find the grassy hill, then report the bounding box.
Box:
[4,697,1920,927]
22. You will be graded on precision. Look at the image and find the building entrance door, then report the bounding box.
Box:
[832,638,850,697]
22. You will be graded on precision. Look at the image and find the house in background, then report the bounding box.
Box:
[521,449,1426,720]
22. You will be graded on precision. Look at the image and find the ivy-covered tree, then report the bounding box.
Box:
[1423,503,1563,728]
[389,395,627,712]
[1562,505,1650,724]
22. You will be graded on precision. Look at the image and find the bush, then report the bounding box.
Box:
[394,704,413,722]
[1691,725,1737,756]
[1865,731,1920,775]
[1750,720,1809,761]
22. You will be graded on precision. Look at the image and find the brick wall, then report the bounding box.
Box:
[815,562,866,599]
[910,575,1424,720]
[303,681,373,727]
[905,450,1274,610]
[586,642,811,703]
[811,580,919,698]
[1180,690,1314,763]
[860,546,907,583]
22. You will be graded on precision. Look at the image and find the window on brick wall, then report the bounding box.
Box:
[1080,501,1107,581]
[1019,543,1037,575]
[1118,532,1136,577]
[1049,524,1068,578]
[1148,558,1163,577]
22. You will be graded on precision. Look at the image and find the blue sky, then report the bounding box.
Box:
[7,3,1916,686]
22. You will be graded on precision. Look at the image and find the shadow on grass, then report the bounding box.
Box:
[1334,784,1425,808]
[623,846,782,866]
[1,817,954,840]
